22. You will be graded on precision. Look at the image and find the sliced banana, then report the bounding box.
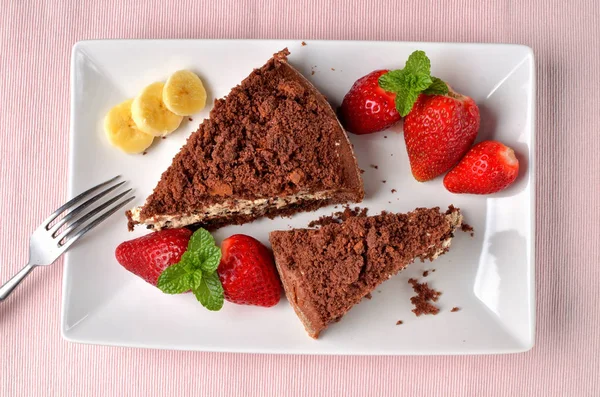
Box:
[104,99,154,154]
[131,82,183,136]
[162,70,207,116]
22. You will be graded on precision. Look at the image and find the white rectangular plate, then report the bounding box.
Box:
[63,40,535,354]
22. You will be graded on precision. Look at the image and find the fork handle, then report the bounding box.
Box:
[0,264,36,301]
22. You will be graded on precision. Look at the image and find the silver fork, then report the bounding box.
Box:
[0,175,134,301]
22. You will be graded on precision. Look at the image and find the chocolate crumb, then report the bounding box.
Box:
[390,154,394,156]
[331,68,335,71]
[396,320,403,325]
[301,41,307,46]
[364,293,372,300]
[432,269,436,272]
[188,117,193,121]
[391,189,397,193]
[370,164,379,169]
[311,71,315,75]
[451,307,460,312]
[359,169,365,174]
[388,201,391,204]
[422,270,429,277]
[408,278,441,316]
[384,135,388,138]
[161,136,166,140]
[142,151,148,156]
[382,180,387,183]
[461,223,474,237]
[307,206,368,227]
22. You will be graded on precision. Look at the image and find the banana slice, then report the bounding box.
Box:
[162,70,207,116]
[104,99,154,154]
[131,82,183,136]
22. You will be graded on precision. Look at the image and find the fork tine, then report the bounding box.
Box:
[42,175,121,228]
[48,180,126,236]
[56,188,132,243]
[58,196,135,251]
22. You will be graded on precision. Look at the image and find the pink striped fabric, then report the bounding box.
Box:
[1,0,599,395]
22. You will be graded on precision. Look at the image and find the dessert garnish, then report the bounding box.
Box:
[443,140,519,194]
[403,82,480,181]
[217,234,281,307]
[156,228,224,311]
[104,99,155,154]
[338,69,401,135]
[104,70,207,153]
[162,70,207,116]
[115,228,192,285]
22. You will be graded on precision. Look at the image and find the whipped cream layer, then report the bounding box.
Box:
[130,190,335,230]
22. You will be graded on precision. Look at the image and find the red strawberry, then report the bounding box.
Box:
[404,88,480,181]
[444,140,519,194]
[218,234,281,307]
[115,228,192,285]
[338,69,401,135]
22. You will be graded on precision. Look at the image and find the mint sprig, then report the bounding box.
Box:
[378,50,449,117]
[157,228,224,311]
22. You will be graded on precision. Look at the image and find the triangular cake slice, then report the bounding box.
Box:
[269,206,462,339]
[127,49,364,231]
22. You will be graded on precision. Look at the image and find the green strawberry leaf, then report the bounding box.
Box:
[193,271,224,311]
[188,228,215,252]
[423,76,449,95]
[378,50,446,116]
[157,261,193,294]
[198,245,222,274]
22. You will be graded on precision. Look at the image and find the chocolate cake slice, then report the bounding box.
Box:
[127,49,364,231]
[269,206,462,339]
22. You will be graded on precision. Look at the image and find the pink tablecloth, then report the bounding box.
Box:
[1,0,599,395]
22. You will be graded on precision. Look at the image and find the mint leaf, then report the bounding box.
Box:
[193,271,224,311]
[190,270,203,290]
[198,245,221,274]
[157,227,224,311]
[180,251,200,271]
[378,69,404,93]
[378,50,446,116]
[157,262,193,294]
[188,228,215,252]
[394,85,421,118]
[423,77,449,95]
[404,50,431,76]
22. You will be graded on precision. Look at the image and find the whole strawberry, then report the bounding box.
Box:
[338,69,400,135]
[403,89,480,181]
[115,228,192,285]
[218,234,281,307]
[443,140,519,194]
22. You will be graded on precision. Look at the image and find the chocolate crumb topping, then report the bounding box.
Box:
[307,206,368,227]
[451,307,460,312]
[408,278,441,316]
[396,320,403,325]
